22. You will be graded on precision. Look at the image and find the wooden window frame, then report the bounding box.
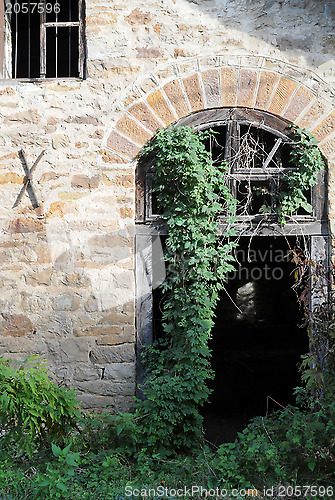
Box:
[0,0,86,80]
[136,108,328,236]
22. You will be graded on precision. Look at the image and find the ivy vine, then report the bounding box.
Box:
[135,123,325,454]
[136,126,237,453]
[277,125,325,223]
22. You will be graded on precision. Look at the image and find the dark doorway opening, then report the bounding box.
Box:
[203,236,308,445]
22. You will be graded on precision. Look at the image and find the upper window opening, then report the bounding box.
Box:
[210,122,312,218]
[2,0,85,79]
[136,110,326,226]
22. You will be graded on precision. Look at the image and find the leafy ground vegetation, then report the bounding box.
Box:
[0,356,334,499]
[0,126,334,499]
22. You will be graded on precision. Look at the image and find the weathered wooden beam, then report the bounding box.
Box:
[262,137,282,169]
[13,149,45,208]
[135,234,153,397]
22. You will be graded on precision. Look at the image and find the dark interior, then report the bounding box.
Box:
[203,236,308,444]
[153,236,308,444]
[10,1,40,78]
[46,26,79,78]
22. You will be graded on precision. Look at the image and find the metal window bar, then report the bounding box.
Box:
[69,1,71,76]
[78,0,84,77]
[55,0,58,77]
[0,1,3,78]
[28,0,30,77]
[40,0,46,77]
[14,3,18,78]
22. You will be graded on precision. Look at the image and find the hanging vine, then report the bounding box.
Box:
[136,126,237,453]
[135,123,325,454]
[277,125,325,224]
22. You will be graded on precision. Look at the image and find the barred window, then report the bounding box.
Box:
[1,0,85,79]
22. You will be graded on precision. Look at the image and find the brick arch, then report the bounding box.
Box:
[106,56,335,163]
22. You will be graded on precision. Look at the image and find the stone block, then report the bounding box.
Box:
[61,273,90,287]
[76,393,116,410]
[103,173,133,188]
[0,337,45,353]
[4,109,41,125]
[182,74,204,113]
[39,172,61,183]
[66,116,103,126]
[88,232,131,248]
[319,136,335,159]
[89,344,135,364]
[47,201,78,218]
[125,8,152,25]
[73,364,102,382]
[100,149,128,164]
[297,100,332,131]
[52,294,80,311]
[282,86,315,122]
[120,207,134,218]
[202,69,220,108]
[237,69,258,108]
[128,102,162,133]
[98,307,134,325]
[0,172,23,184]
[163,79,189,118]
[46,312,74,336]
[221,67,238,107]
[115,115,152,144]
[112,396,134,413]
[0,313,34,337]
[268,77,299,116]
[20,291,51,315]
[84,295,99,312]
[104,363,135,382]
[71,174,100,189]
[112,269,134,289]
[33,242,52,264]
[87,12,117,26]
[8,217,45,234]
[25,268,52,286]
[312,111,335,141]
[76,380,135,397]
[52,134,70,150]
[107,130,140,158]
[136,47,163,59]
[146,90,175,126]
[255,71,279,110]
[95,329,134,344]
[83,325,123,337]
[59,338,91,363]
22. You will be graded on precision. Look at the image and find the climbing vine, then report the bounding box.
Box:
[136,126,237,452]
[135,124,325,454]
[277,125,325,223]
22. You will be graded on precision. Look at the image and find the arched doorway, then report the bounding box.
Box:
[203,235,309,443]
[135,108,328,441]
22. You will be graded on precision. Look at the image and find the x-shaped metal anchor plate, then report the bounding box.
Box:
[13,149,45,209]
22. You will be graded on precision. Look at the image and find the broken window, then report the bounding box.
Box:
[218,122,312,218]
[137,112,325,223]
[0,0,85,79]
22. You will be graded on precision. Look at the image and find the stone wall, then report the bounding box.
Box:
[0,0,334,410]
